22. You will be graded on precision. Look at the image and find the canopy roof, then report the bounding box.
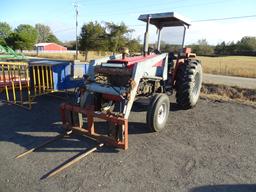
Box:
[138,12,191,28]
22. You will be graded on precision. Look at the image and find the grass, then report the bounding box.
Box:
[201,83,256,106]
[25,51,112,62]
[198,56,256,78]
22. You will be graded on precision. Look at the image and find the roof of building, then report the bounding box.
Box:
[35,43,66,47]
[35,43,51,47]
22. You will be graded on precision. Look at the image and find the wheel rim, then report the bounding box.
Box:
[192,72,200,96]
[157,103,167,124]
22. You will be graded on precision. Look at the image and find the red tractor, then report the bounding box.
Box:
[61,12,203,150]
[16,12,203,178]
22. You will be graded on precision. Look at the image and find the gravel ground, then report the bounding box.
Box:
[0,95,256,192]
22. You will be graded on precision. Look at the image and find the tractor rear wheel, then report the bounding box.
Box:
[175,59,202,109]
[147,94,170,132]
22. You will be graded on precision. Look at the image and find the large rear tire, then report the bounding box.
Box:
[175,59,202,109]
[147,94,170,132]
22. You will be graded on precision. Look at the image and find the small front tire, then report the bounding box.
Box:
[147,94,170,132]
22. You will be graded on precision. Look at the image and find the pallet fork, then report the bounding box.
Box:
[15,129,105,179]
[15,102,129,179]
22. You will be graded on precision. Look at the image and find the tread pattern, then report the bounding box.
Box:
[175,59,202,109]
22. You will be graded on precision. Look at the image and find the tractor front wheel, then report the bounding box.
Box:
[175,59,202,109]
[147,94,170,132]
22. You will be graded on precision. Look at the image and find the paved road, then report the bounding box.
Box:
[0,96,256,192]
[203,73,256,89]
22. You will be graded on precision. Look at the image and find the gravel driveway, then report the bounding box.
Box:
[0,96,256,192]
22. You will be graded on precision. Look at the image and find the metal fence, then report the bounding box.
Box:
[0,61,60,109]
[0,61,31,109]
[30,64,55,97]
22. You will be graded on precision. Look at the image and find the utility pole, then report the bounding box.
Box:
[74,2,78,60]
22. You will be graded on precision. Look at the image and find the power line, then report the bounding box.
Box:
[52,14,256,34]
[192,14,256,22]
[128,14,256,27]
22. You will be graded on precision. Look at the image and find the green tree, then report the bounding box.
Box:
[5,32,24,50]
[190,39,214,56]
[35,23,61,44]
[214,41,226,55]
[63,40,76,50]
[126,38,141,53]
[35,23,51,43]
[160,41,180,53]
[15,24,38,50]
[79,21,107,60]
[0,22,12,45]
[215,37,256,55]
[105,22,133,53]
[237,36,256,52]
[79,21,140,56]
[225,41,237,55]
[46,33,62,44]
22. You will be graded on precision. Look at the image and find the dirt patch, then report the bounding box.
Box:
[201,83,256,105]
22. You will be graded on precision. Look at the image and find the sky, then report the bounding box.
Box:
[1,0,256,45]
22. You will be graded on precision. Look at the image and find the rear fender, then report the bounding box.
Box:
[171,48,197,86]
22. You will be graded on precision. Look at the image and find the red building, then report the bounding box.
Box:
[35,43,67,51]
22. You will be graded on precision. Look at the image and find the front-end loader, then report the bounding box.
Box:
[63,12,203,148]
